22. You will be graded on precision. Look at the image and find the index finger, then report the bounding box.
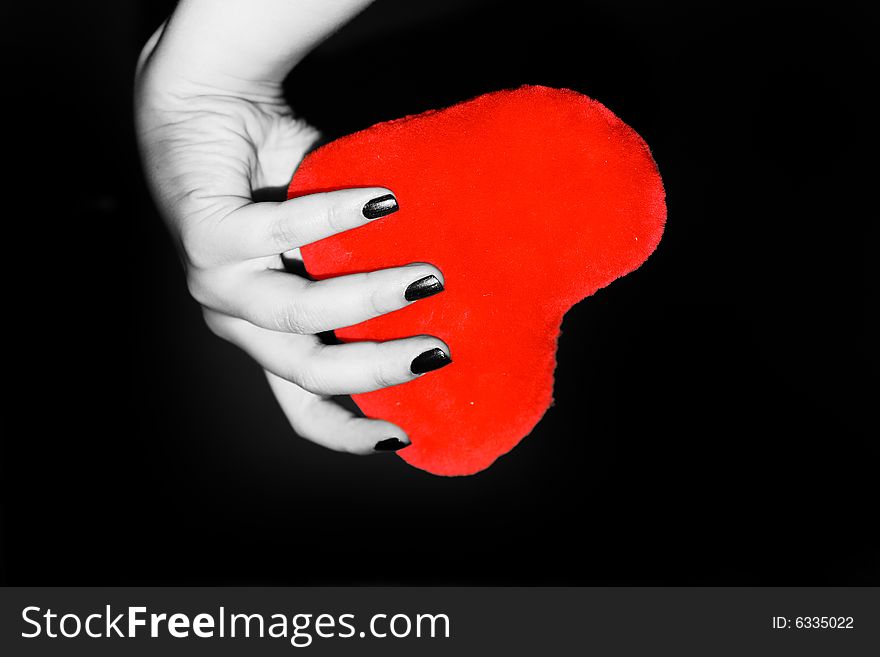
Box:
[213,187,399,261]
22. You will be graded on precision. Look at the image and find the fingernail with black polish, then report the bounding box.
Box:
[374,437,409,452]
[410,348,452,375]
[405,275,444,301]
[363,194,398,219]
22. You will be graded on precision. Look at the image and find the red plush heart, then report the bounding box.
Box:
[289,85,665,476]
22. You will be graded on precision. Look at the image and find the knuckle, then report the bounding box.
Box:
[178,222,214,268]
[269,211,303,251]
[371,366,397,391]
[291,368,317,393]
[269,303,311,335]
[292,360,330,395]
[370,343,400,390]
[201,309,227,339]
[323,201,348,233]
[364,273,399,317]
[185,271,212,306]
[367,287,390,317]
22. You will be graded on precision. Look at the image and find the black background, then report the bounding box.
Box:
[2,0,876,584]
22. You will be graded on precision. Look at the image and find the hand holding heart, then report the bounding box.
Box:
[135,0,450,455]
[135,1,665,474]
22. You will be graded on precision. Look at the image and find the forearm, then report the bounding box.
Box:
[143,0,374,95]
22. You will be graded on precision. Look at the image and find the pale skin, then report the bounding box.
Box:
[135,0,450,454]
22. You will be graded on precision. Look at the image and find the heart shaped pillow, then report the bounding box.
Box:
[289,85,665,476]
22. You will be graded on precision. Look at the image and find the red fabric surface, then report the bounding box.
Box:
[289,85,666,476]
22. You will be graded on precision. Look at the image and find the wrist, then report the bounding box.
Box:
[136,20,286,107]
[139,0,374,98]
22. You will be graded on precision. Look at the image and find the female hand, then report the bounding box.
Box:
[134,0,451,454]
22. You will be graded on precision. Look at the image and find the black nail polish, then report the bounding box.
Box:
[374,437,409,452]
[405,275,444,301]
[362,194,399,219]
[410,348,452,375]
